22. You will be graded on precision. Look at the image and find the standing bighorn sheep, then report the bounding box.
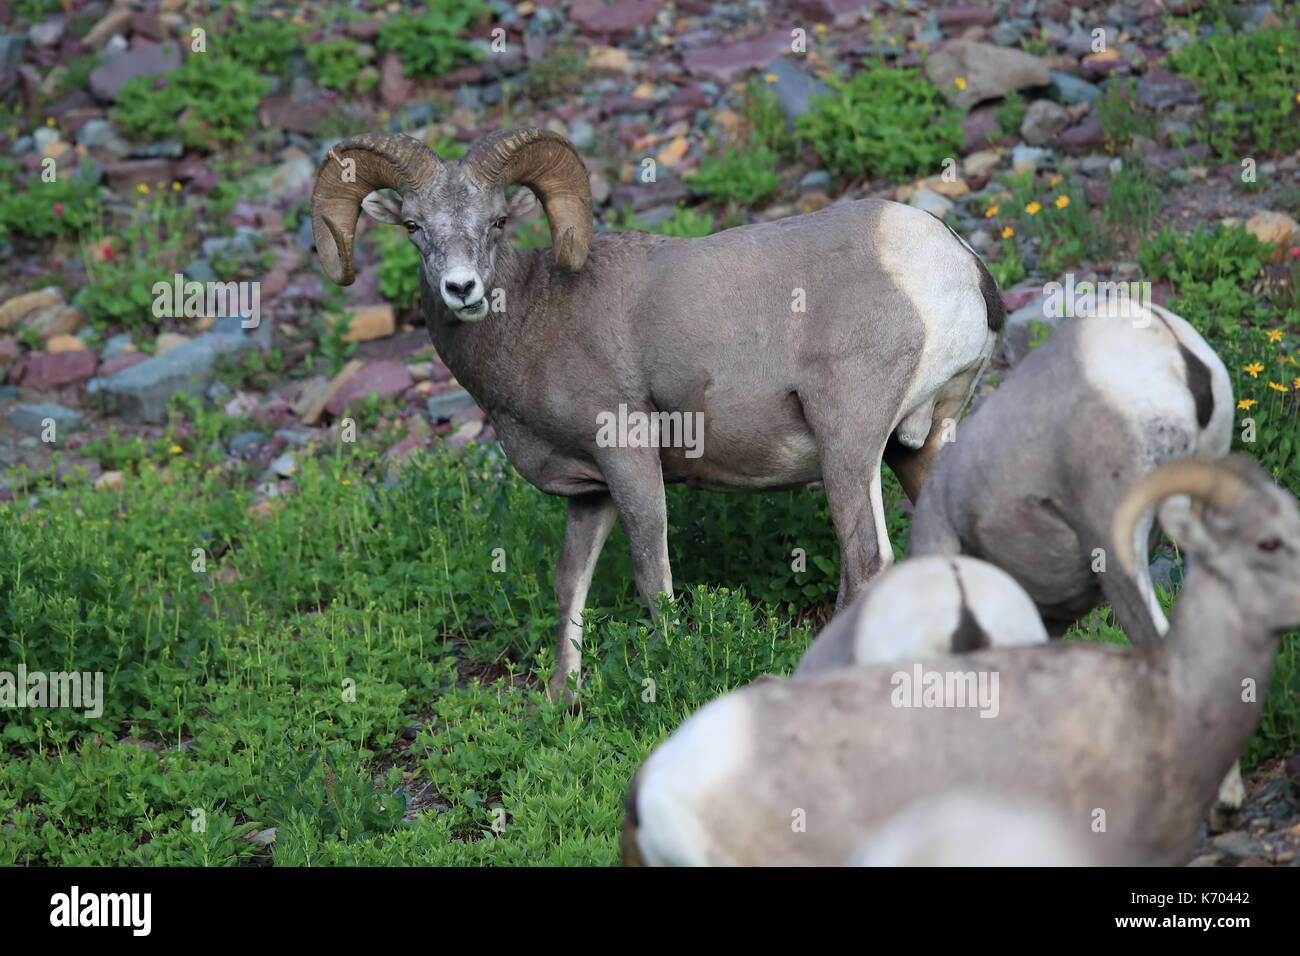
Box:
[794,554,1047,675]
[907,300,1233,645]
[310,128,1005,699]
[623,456,1299,865]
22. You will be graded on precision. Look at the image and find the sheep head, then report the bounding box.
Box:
[1112,455,1300,634]
[310,128,592,323]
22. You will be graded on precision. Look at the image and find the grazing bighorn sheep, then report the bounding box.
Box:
[310,128,1005,700]
[623,456,1299,866]
[907,300,1233,645]
[795,555,1048,676]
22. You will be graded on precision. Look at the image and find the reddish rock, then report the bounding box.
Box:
[960,106,1001,153]
[20,349,97,391]
[254,400,295,427]
[348,19,383,40]
[1057,118,1104,153]
[325,361,415,416]
[938,6,996,30]
[258,93,332,134]
[1136,70,1200,110]
[380,52,414,109]
[571,0,661,38]
[104,158,174,193]
[602,94,655,117]
[98,350,149,378]
[1084,181,1109,207]
[790,0,869,25]
[682,29,791,85]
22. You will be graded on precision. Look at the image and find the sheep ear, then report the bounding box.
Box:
[507,187,538,219]
[1157,495,1222,556]
[361,190,404,225]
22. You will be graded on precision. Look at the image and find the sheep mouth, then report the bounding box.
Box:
[454,299,489,321]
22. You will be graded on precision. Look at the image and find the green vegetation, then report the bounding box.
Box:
[377,1,486,79]
[1168,24,1300,158]
[994,90,1027,138]
[0,157,100,241]
[114,53,269,149]
[374,226,422,310]
[306,41,377,94]
[795,65,962,181]
[225,14,305,74]
[688,144,781,206]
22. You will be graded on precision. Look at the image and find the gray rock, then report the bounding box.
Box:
[183,257,215,282]
[270,452,297,477]
[1011,143,1050,171]
[77,118,131,157]
[567,119,595,151]
[908,187,953,218]
[88,42,182,102]
[763,57,831,126]
[274,428,311,448]
[1148,555,1180,591]
[28,19,66,48]
[1001,294,1064,366]
[0,34,27,68]
[95,327,255,423]
[426,388,478,419]
[33,127,60,153]
[991,19,1032,46]
[1047,70,1101,105]
[100,333,134,360]
[1078,153,1121,176]
[1210,831,1259,860]
[229,431,267,456]
[10,135,33,156]
[8,404,82,437]
[129,139,184,159]
[925,41,1051,110]
[1020,99,1071,146]
[798,169,833,194]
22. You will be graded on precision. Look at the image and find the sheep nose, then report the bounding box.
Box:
[443,276,477,301]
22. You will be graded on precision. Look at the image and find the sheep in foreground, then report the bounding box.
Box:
[794,555,1048,676]
[907,300,1233,646]
[622,456,1299,866]
[310,128,1004,700]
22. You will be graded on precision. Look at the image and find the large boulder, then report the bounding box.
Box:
[925,41,1051,110]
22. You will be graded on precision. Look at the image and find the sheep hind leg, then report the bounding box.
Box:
[819,437,893,611]
[548,492,618,704]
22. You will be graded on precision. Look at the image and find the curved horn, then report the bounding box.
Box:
[1111,457,1254,577]
[462,127,593,272]
[311,133,440,285]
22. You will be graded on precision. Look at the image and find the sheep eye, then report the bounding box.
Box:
[1258,537,1282,552]
[403,220,419,234]
[492,217,508,230]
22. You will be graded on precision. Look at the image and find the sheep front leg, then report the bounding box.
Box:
[549,492,618,703]
[602,450,674,625]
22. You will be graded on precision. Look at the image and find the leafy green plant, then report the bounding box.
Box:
[528,47,588,99]
[795,65,962,181]
[1138,224,1273,338]
[610,204,716,238]
[377,1,486,79]
[994,90,1027,137]
[989,235,1026,288]
[744,77,797,159]
[688,144,781,206]
[511,214,552,250]
[306,41,376,94]
[1167,24,1300,158]
[1104,162,1161,237]
[0,157,100,239]
[114,53,269,149]
[375,225,422,310]
[225,14,305,74]
[75,186,194,329]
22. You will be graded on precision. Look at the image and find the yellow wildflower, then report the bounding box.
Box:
[169,444,182,454]
[1244,362,1264,377]
[1050,175,1061,186]
[955,77,967,91]
[1054,194,1070,209]
[815,24,828,34]
[136,183,150,195]
[1237,399,1257,410]
[171,181,182,191]
[764,73,777,83]
[1001,226,1014,239]
[1268,381,1288,392]
[1293,377,1300,390]
[984,205,999,218]
[1267,329,1283,343]
[1025,201,1041,215]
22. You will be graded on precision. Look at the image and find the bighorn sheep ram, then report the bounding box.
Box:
[794,554,1048,676]
[310,128,1005,699]
[623,456,1299,865]
[907,300,1233,645]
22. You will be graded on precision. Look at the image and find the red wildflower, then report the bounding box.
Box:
[53,202,65,216]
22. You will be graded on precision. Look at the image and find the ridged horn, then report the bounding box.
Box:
[311,133,440,285]
[462,127,593,272]
[1111,457,1256,577]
